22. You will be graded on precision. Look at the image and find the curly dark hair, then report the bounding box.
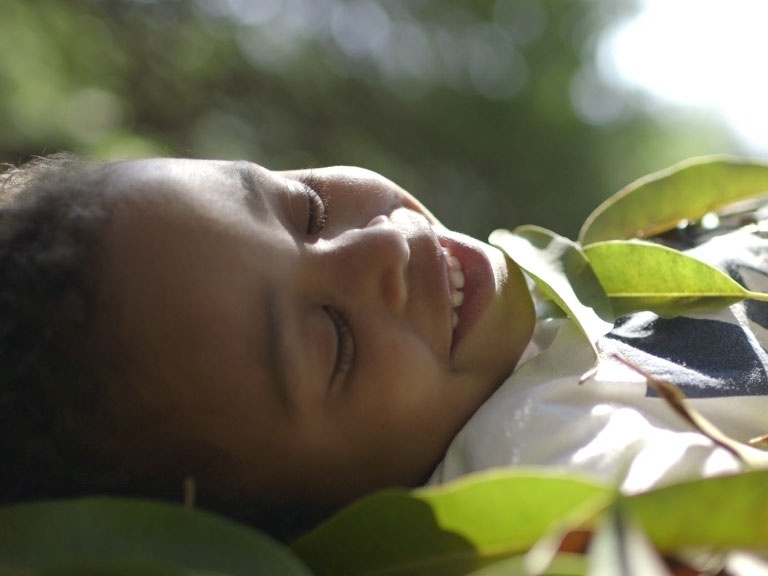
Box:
[0,154,128,502]
[0,154,333,540]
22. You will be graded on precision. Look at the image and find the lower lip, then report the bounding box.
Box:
[440,234,497,357]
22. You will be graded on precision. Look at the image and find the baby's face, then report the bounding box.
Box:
[98,158,534,507]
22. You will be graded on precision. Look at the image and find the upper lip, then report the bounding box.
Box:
[397,212,456,360]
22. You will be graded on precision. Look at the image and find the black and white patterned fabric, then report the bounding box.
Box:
[601,217,768,398]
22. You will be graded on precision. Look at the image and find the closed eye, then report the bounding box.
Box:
[325,306,355,386]
[306,186,327,235]
[302,173,329,235]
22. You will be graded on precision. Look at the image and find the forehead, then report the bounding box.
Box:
[104,158,250,209]
[97,159,285,424]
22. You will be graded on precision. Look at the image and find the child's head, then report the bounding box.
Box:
[1,156,535,536]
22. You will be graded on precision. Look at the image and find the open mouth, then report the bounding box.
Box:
[443,248,465,330]
[437,232,498,358]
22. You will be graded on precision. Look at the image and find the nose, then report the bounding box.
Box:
[307,214,409,312]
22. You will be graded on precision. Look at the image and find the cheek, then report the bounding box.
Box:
[340,336,473,438]
[455,265,535,384]
[358,332,441,393]
[309,340,486,494]
[295,308,337,397]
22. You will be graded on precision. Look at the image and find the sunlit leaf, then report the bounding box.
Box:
[624,470,768,551]
[292,469,611,576]
[491,226,614,379]
[579,156,768,244]
[467,553,586,576]
[490,226,614,368]
[583,240,768,317]
[0,498,310,576]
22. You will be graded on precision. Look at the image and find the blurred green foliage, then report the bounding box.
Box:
[0,0,739,237]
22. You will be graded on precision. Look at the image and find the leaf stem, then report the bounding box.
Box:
[610,354,762,468]
[746,290,768,302]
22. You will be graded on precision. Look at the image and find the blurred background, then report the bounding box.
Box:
[2,0,766,238]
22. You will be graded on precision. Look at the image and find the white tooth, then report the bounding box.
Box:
[452,311,459,329]
[447,255,465,287]
[451,289,464,307]
[450,267,465,290]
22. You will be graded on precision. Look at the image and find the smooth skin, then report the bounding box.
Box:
[96,158,535,509]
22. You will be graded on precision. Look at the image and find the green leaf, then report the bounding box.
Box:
[579,156,768,245]
[583,240,768,317]
[490,226,614,374]
[490,226,614,339]
[467,553,586,576]
[292,469,611,576]
[624,470,768,551]
[0,497,311,576]
[25,559,208,575]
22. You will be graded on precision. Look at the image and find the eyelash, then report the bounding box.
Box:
[325,306,355,383]
[302,173,328,235]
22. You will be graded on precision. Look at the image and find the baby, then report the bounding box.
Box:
[0,154,536,538]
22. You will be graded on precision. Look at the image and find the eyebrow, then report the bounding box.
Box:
[264,281,293,411]
[232,162,268,214]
